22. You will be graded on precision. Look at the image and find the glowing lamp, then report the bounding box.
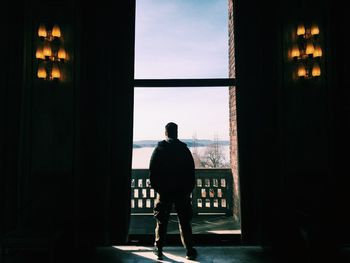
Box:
[297,65,306,77]
[313,45,322,57]
[38,25,47,38]
[51,64,61,79]
[37,66,47,79]
[297,24,305,36]
[305,41,314,56]
[43,43,52,57]
[311,63,321,77]
[311,24,320,35]
[291,44,300,59]
[35,47,44,59]
[57,47,67,60]
[52,25,61,38]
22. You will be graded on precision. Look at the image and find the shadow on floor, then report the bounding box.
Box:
[3,245,350,263]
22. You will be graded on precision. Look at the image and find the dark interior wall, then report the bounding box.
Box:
[0,4,25,235]
[328,1,350,246]
[235,0,348,257]
[1,0,348,254]
[76,1,135,246]
[234,0,283,245]
[1,0,135,247]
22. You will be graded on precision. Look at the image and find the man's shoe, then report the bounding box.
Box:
[186,248,197,260]
[153,246,163,260]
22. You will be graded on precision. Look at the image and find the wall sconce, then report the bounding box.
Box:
[289,22,322,80]
[35,23,68,81]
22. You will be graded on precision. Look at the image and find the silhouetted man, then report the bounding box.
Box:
[149,122,197,260]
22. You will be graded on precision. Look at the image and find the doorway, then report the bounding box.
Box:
[129,0,240,244]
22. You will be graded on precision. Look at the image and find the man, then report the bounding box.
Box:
[149,122,197,260]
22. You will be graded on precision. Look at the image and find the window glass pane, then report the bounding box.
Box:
[135,0,228,78]
[132,87,230,169]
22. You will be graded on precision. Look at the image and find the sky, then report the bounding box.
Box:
[133,0,230,141]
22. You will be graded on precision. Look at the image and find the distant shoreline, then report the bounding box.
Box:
[133,139,230,149]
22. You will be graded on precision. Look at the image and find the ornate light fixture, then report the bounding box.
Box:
[35,23,68,81]
[289,22,322,80]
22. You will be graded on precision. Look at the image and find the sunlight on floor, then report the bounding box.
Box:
[207,229,241,234]
[113,246,200,262]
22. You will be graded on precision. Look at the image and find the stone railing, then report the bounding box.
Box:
[131,169,233,216]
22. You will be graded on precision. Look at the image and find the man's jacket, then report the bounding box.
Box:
[149,139,195,196]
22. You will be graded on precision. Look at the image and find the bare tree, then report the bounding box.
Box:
[202,135,228,168]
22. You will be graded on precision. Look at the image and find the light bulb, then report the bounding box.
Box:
[51,64,61,79]
[43,43,52,57]
[305,41,314,56]
[37,65,47,79]
[58,47,67,60]
[311,24,320,35]
[52,24,61,38]
[297,24,305,36]
[38,24,47,38]
[312,63,321,77]
[291,44,300,59]
[297,65,306,77]
[313,45,322,57]
[35,47,44,59]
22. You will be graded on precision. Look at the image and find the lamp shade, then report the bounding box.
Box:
[51,64,61,79]
[43,43,52,57]
[313,45,322,57]
[297,64,306,77]
[305,41,314,56]
[291,44,300,59]
[38,24,47,38]
[297,24,305,36]
[312,63,321,77]
[52,25,61,38]
[311,24,320,35]
[58,47,67,60]
[37,65,47,79]
[35,47,44,59]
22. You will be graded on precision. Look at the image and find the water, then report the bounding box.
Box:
[132,145,230,169]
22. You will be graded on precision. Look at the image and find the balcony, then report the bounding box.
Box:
[129,169,240,239]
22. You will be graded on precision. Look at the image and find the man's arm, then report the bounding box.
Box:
[185,147,196,194]
[149,147,161,193]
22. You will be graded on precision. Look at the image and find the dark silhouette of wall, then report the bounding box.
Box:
[1,0,135,250]
[0,0,349,261]
[234,0,349,261]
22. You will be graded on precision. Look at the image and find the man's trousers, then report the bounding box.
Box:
[153,194,194,249]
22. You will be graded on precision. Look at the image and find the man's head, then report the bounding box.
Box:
[165,122,178,139]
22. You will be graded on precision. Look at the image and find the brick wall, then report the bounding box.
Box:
[228,0,240,224]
